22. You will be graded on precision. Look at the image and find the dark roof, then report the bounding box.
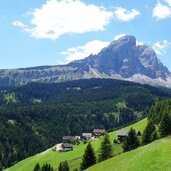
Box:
[62,143,73,148]
[117,130,128,136]
[62,136,72,140]
[82,133,92,137]
[93,129,105,134]
[117,130,141,136]
[62,136,78,140]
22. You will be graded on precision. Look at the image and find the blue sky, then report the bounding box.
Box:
[0,0,171,70]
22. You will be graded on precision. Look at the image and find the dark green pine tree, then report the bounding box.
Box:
[41,164,53,171]
[98,133,113,162]
[151,129,158,141]
[159,114,171,137]
[81,143,96,170]
[58,161,69,171]
[63,161,69,171]
[73,169,79,171]
[141,121,156,144]
[33,163,40,171]
[122,128,140,152]
[0,162,2,171]
[58,162,63,171]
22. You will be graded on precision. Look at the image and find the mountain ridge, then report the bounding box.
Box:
[1,35,171,87]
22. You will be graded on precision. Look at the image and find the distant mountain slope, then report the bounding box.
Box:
[1,78,170,106]
[0,35,171,87]
[87,136,171,171]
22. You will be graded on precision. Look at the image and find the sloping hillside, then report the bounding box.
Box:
[87,136,171,171]
[5,119,147,171]
[1,79,168,168]
[2,78,170,105]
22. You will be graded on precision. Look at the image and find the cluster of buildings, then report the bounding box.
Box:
[54,128,141,152]
[59,129,106,152]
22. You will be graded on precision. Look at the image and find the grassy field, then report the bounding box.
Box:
[5,118,147,171]
[87,136,171,171]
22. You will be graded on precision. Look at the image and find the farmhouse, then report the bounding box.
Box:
[75,136,81,141]
[82,133,92,140]
[60,143,73,152]
[93,129,106,137]
[62,136,72,143]
[117,130,141,142]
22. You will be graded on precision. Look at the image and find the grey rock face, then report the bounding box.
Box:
[70,35,170,80]
[0,35,170,87]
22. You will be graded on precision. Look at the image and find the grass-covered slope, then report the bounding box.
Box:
[87,136,171,171]
[5,119,147,171]
[1,79,168,168]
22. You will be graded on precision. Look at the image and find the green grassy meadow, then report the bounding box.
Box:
[87,136,171,171]
[5,118,147,171]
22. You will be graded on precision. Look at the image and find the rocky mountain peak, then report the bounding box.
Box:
[110,35,136,48]
[83,35,170,79]
[0,35,171,87]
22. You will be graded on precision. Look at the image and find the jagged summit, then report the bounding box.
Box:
[0,35,171,87]
[110,35,136,48]
[69,35,170,81]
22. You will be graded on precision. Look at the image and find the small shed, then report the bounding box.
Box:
[93,129,106,137]
[82,133,92,140]
[60,143,73,152]
[75,136,81,141]
[117,130,128,142]
[117,130,141,142]
[62,136,72,143]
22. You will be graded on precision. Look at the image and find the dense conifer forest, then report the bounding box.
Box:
[0,78,170,168]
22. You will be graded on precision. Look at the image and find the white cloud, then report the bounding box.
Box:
[12,21,31,32]
[60,40,110,61]
[165,0,171,6]
[12,0,113,39]
[113,7,140,22]
[153,40,171,55]
[12,21,26,28]
[137,41,144,45]
[153,1,171,20]
[12,1,141,39]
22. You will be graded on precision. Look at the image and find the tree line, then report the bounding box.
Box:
[0,79,170,169]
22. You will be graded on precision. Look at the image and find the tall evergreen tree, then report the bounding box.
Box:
[58,161,69,171]
[41,163,53,171]
[58,163,63,171]
[151,129,158,141]
[0,162,2,171]
[98,133,113,161]
[73,169,79,171]
[81,143,96,170]
[63,161,69,171]
[159,114,171,137]
[33,163,40,171]
[141,121,156,144]
[122,128,140,152]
